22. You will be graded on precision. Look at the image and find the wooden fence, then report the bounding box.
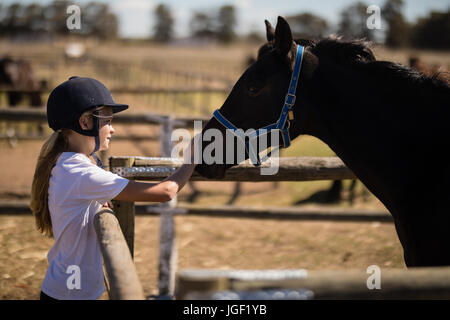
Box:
[106,156,450,299]
[109,156,358,299]
[176,268,450,299]
[0,86,231,95]
[94,208,144,300]
[7,107,446,299]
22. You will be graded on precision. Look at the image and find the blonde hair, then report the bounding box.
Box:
[30,129,70,237]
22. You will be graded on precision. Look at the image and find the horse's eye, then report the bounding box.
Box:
[247,83,262,96]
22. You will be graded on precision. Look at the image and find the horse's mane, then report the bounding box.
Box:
[258,37,449,90]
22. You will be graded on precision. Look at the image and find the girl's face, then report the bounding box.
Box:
[78,106,115,152]
[96,107,115,151]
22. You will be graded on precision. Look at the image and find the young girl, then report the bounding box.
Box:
[30,76,196,300]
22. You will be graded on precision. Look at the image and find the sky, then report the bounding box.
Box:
[3,0,450,38]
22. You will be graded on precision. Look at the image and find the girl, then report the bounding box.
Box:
[30,76,196,300]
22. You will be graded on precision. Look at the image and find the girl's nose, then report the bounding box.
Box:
[110,125,115,134]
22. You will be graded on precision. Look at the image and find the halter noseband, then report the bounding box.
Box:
[213,44,304,166]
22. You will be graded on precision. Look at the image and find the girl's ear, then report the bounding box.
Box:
[79,114,91,130]
[79,116,86,130]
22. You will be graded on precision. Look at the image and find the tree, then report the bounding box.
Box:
[83,2,118,39]
[0,1,119,40]
[383,0,410,47]
[412,10,450,49]
[338,2,375,41]
[48,0,72,36]
[189,11,215,38]
[217,5,236,43]
[286,12,329,39]
[23,3,46,34]
[153,4,174,43]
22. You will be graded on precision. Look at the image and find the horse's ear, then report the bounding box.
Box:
[274,16,293,57]
[265,20,275,42]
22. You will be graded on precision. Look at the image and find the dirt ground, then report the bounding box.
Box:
[0,214,404,300]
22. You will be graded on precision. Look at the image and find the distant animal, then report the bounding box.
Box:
[0,56,44,107]
[195,17,450,267]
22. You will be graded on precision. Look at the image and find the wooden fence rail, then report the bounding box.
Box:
[0,86,230,95]
[176,268,450,299]
[0,108,209,127]
[94,208,144,300]
[110,156,357,182]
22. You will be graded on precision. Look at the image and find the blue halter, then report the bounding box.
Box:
[213,44,304,166]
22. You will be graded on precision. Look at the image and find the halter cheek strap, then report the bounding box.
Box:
[213,44,304,166]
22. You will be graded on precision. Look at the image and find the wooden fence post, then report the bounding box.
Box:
[109,156,136,257]
[158,116,178,298]
[94,208,144,300]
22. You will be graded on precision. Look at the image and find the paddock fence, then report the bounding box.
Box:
[5,108,444,300]
[102,155,450,300]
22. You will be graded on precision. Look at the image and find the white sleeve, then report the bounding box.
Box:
[77,164,129,204]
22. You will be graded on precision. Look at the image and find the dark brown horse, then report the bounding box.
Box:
[0,56,43,107]
[195,17,450,267]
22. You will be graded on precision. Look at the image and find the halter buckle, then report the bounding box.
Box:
[285,94,296,107]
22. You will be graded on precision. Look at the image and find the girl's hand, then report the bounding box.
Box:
[103,200,114,209]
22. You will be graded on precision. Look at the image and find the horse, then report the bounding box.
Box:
[0,56,44,107]
[194,17,450,267]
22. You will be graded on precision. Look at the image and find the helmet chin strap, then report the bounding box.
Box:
[90,135,104,168]
[89,109,104,168]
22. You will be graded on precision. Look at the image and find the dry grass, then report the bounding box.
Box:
[0,214,404,300]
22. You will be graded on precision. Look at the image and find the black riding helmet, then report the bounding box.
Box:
[47,76,128,156]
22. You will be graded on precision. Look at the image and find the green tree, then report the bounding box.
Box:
[338,2,375,40]
[412,10,450,49]
[83,2,118,39]
[153,4,174,43]
[48,0,71,36]
[23,3,46,34]
[2,3,22,36]
[0,1,119,40]
[286,12,329,39]
[217,5,236,43]
[189,11,215,38]
[383,0,410,47]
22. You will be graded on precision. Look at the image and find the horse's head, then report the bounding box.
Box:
[195,16,320,179]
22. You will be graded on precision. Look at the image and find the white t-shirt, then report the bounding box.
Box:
[41,152,129,300]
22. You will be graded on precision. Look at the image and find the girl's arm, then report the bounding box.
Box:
[113,163,196,202]
[113,136,198,203]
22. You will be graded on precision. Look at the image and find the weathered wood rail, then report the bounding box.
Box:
[110,156,357,182]
[0,86,230,95]
[176,268,450,300]
[0,108,209,126]
[94,208,144,300]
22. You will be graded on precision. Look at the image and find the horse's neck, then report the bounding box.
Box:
[304,65,427,213]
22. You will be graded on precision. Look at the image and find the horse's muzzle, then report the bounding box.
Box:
[195,162,230,180]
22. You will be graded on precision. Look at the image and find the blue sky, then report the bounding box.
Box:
[4,0,450,38]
